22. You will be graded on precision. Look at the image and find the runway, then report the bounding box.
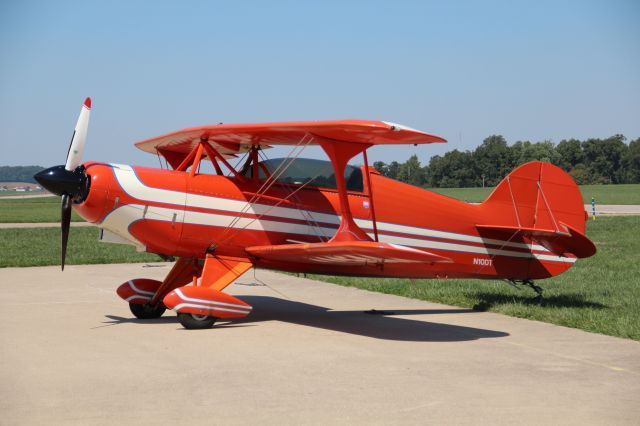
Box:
[1,263,638,425]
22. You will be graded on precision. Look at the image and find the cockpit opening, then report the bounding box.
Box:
[242,157,364,192]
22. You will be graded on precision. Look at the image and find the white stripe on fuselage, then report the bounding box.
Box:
[99,202,575,264]
[109,164,551,253]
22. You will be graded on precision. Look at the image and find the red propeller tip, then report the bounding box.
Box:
[84,97,91,109]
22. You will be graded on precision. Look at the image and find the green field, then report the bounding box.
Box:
[0,196,82,222]
[311,216,640,341]
[430,183,640,204]
[0,227,158,267]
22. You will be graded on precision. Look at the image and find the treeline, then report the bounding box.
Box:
[373,135,640,187]
[0,166,44,183]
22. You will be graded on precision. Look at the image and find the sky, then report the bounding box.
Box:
[1,0,639,168]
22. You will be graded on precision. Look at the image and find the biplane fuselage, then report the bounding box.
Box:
[76,160,576,281]
[36,102,595,328]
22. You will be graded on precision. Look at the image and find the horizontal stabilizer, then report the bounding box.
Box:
[246,241,452,266]
[476,222,596,259]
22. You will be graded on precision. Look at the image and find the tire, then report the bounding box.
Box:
[129,302,166,319]
[177,313,217,329]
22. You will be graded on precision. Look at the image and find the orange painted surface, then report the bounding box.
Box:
[69,122,596,318]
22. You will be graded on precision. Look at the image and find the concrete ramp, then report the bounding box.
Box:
[0,263,638,425]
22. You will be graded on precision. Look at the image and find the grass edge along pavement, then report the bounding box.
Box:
[1,217,638,341]
[310,216,640,341]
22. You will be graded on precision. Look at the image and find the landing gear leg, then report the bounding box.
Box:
[523,279,544,304]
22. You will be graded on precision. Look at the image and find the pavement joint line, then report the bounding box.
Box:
[496,339,639,375]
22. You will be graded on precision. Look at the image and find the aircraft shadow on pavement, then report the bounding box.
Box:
[104,295,509,342]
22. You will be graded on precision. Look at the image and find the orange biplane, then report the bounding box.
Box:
[36,98,596,329]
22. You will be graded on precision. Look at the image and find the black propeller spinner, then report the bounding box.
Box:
[34,166,90,270]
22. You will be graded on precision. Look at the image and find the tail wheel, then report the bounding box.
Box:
[129,302,166,319]
[177,313,217,329]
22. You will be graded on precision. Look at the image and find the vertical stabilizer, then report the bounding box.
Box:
[478,162,595,258]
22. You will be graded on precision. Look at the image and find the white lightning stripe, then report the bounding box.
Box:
[127,280,156,296]
[109,163,549,253]
[357,219,548,252]
[172,303,251,315]
[376,234,576,263]
[99,203,575,264]
[173,288,251,311]
[111,164,341,224]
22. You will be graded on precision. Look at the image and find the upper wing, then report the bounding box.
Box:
[135,120,446,161]
[246,241,452,266]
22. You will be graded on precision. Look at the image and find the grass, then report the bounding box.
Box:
[430,183,640,204]
[0,196,82,223]
[576,184,640,205]
[0,227,158,267]
[310,216,640,341]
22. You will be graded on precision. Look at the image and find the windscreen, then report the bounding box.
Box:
[245,158,364,192]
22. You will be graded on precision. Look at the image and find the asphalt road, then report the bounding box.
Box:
[583,204,640,215]
[1,263,638,425]
[0,222,95,228]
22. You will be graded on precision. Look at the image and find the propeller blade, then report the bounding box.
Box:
[61,194,72,270]
[65,97,91,171]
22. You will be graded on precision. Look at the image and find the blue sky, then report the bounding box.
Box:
[1,0,638,167]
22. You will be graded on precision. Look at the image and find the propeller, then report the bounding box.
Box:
[34,97,92,270]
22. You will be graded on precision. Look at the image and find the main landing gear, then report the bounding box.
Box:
[116,256,253,330]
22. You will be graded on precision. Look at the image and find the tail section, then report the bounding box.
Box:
[478,162,596,259]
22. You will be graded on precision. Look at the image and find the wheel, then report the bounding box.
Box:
[129,302,166,319]
[177,312,217,329]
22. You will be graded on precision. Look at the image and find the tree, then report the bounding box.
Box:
[555,139,583,172]
[512,140,560,165]
[569,164,589,185]
[373,161,388,176]
[621,138,640,183]
[0,166,45,183]
[373,133,634,187]
[472,135,510,186]
[581,135,627,183]
[397,155,425,186]
[426,149,475,187]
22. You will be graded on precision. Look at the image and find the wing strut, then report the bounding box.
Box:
[362,149,379,242]
[318,138,372,242]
